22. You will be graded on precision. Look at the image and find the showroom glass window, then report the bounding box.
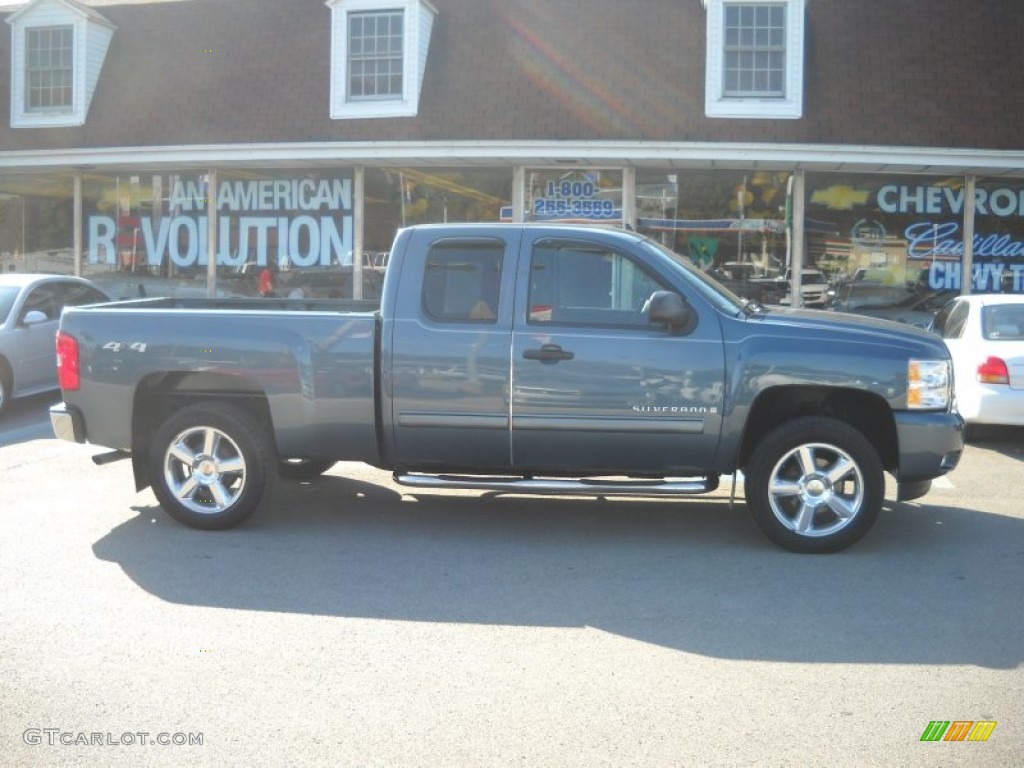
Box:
[805,173,1023,295]
[635,169,790,278]
[975,179,1024,294]
[80,170,354,298]
[364,167,513,247]
[525,170,623,227]
[25,26,74,111]
[80,172,211,294]
[0,173,74,275]
[218,169,355,297]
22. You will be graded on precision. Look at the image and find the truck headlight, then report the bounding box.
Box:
[908,360,951,409]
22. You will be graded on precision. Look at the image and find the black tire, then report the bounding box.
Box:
[148,402,276,530]
[278,458,337,480]
[744,416,884,554]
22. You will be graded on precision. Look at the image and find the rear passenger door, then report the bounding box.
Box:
[388,232,517,471]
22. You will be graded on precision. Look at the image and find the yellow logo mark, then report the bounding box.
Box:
[810,185,871,211]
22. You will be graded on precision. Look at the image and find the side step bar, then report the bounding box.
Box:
[393,473,719,496]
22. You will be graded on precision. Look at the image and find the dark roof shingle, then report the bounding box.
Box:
[1,0,1022,151]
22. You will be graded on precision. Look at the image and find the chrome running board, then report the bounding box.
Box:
[393,473,719,496]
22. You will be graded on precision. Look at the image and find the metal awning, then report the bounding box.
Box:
[2,140,1024,177]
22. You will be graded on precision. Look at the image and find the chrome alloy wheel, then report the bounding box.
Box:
[766,442,865,538]
[163,425,247,515]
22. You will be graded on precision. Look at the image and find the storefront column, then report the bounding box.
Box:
[353,166,365,300]
[512,167,526,223]
[961,174,976,296]
[73,172,83,277]
[622,167,636,230]
[790,170,806,307]
[206,168,218,297]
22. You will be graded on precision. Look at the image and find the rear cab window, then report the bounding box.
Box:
[421,241,504,324]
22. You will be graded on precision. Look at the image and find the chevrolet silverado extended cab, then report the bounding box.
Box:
[51,224,963,553]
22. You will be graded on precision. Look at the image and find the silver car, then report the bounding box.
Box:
[0,274,110,416]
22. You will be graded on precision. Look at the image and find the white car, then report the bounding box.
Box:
[930,294,1024,428]
[0,274,110,417]
[777,269,830,307]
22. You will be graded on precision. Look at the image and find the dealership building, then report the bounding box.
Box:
[2,0,1023,298]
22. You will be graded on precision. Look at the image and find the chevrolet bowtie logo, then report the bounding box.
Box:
[810,184,872,211]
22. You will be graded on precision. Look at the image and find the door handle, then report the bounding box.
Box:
[522,343,574,363]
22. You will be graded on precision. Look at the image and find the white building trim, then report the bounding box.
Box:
[2,140,1023,178]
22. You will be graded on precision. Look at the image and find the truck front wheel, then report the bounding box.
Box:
[148,402,276,530]
[745,417,884,553]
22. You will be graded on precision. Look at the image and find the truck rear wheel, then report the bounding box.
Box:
[148,402,275,530]
[745,416,884,553]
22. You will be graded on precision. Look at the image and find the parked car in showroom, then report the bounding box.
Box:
[831,283,955,328]
[776,268,830,307]
[829,281,910,312]
[930,294,1024,430]
[0,274,110,416]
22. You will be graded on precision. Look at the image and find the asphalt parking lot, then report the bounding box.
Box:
[1,393,1022,767]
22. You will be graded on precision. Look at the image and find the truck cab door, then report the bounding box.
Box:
[510,233,725,474]
[387,232,517,471]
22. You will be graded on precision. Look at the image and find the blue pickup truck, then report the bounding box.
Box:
[51,224,963,553]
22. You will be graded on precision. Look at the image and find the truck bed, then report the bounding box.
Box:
[58,297,383,461]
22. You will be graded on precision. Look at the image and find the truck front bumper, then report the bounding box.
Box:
[894,410,964,482]
[50,402,86,444]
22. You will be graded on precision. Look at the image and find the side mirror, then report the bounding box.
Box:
[21,310,50,326]
[644,291,696,335]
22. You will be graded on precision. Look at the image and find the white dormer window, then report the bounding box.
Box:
[25,25,74,111]
[704,0,805,119]
[327,0,437,120]
[348,10,404,100]
[7,0,116,129]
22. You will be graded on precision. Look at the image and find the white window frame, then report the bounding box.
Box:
[10,19,85,127]
[24,24,75,113]
[704,0,805,119]
[346,9,405,101]
[328,0,435,120]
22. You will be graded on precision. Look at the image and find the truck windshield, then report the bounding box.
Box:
[639,239,750,316]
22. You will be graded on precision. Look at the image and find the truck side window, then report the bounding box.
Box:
[528,239,666,327]
[422,242,503,324]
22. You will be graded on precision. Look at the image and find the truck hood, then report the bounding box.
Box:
[747,306,948,356]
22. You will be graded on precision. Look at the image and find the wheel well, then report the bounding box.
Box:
[131,372,275,489]
[738,386,898,472]
[0,355,11,387]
